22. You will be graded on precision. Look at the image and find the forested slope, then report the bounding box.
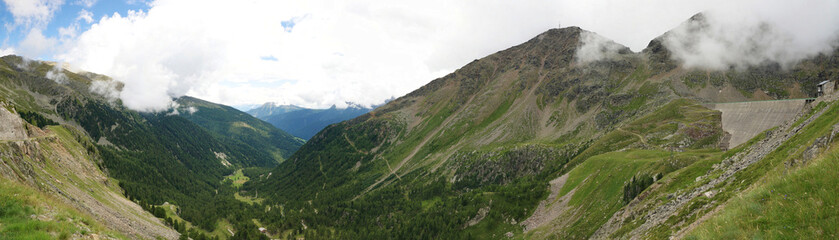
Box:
[0,55,284,238]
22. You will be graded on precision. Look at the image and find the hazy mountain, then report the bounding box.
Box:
[246,102,305,119]
[247,102,374,139]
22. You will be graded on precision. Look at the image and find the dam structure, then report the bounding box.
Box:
[704,99,812,148]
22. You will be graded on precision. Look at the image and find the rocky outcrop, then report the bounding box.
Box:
[0,112,179,239]
[0,106,27,141]
[447,144,580,189]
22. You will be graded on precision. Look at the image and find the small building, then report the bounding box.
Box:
[817,80,835,97]
[258,227,267,233]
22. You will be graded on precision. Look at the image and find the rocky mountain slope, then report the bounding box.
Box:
[0,100,178,239]
[245,14,838,239]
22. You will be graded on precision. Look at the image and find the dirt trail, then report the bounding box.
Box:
[521,173,573,232]
[356,86,482,199]
[617,127,649,146]
[343,133,365,154]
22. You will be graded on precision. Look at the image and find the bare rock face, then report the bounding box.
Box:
[0,107,27,141]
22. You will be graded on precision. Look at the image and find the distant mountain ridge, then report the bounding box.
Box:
[176,96,305,166]
[247,102,375,139]
[247,102,304,119]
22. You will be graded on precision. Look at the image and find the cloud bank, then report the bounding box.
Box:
[5,0,837,111]
[56,0,564,111]
[572,0,839,69]
[662,1,839,70]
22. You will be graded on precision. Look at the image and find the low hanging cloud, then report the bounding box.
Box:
[0,48,14,57]
[89,78,121,104]
[45,64,68,83]
[661,1,839,70]
[575,31,629,64]
[573,0,839,69]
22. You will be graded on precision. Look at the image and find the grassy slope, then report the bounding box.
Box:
[523,98,726,239]
[0,175,124,240]
[688,147,839,239]
[557,150,673,239]
[0,119,179,239]
[527,149,723,239]
[606,100,839,239]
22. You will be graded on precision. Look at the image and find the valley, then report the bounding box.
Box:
[0,11,838,240]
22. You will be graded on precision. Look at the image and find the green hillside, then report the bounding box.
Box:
[0,56,276,238]
[0,178,126,239]
[176,96,305,166]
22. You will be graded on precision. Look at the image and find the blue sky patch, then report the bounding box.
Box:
[260,55,279,61]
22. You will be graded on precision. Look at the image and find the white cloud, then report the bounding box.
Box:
[74,0,96,8]
[58,24,77,39]
[2,0,64,28]
[186,106,197,114]
[124,0,149,5]
[576,31,627,64]
[58,0,564,111]
[45,64,68,83]
[77,9,93,23]
[18,29,57,58]
[56,9,95,41]
[0,48,14,57]
[89,79,121,103]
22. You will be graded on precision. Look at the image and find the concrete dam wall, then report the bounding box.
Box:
[706,99,809,148]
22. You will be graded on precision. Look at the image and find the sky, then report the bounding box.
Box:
[1,0,837,111]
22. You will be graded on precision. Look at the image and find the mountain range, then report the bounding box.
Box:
[247,102,375,140]
[1,13,838,240]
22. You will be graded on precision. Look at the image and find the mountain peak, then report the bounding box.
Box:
[247,102,304,118]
